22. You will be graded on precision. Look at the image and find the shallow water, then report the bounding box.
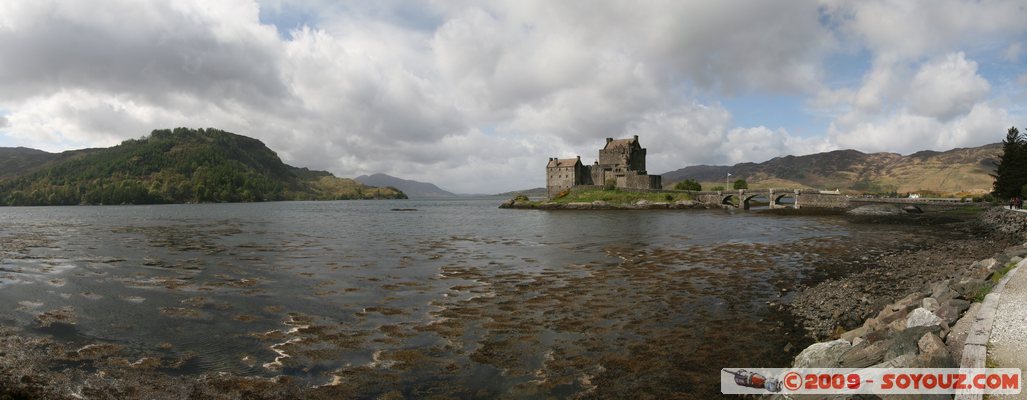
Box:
[0,199,939,397]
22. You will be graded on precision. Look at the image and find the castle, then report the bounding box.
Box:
[546,135,662,198]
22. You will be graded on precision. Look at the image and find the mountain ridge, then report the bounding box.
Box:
[661,143,1001,194]
[355,173,456,198]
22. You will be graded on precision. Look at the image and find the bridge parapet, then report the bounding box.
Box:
[692,188,848,209]
[691,189,977,210]
[693,188,805,209]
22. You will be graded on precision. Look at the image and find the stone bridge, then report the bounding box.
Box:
[693,189,975,210]
[694,189,848,209]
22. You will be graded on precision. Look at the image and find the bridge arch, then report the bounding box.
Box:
[772,193,796,208]
[742,194,769,210]
[721,194,737,207]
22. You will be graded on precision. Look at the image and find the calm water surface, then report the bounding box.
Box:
[0,199,923,397]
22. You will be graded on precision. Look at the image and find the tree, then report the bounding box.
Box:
[673,179,701,191]
[993,126,1026,199]
[733,179,748,189]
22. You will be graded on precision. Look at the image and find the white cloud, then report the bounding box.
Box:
[825,0,1027,61]
[907,52,989,120]
[0,0,1022,192]
[823,51,1007,155]
[830,103,1009,155]
[623,103,836,173]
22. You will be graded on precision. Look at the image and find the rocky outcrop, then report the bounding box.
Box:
[793,339,851,368]
[787,244,1025,371]
[980,207,1027,238]
[846,204,908,216]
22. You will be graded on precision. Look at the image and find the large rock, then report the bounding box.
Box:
[886,326,941,360]
[917,332,946,355]
[840,338,890,368]
[902,205,924,213]
[945,302,981,361]
[930,280,958,303]
[906,308,943,328]
[840,325,868,343]
[847,204,904,216]
[951,277,988,299]
[793,339,851,368]
[967,258,999,280]
[918,332,955,368]
[934,299,971,325]
[921,297,940,313]
[672,200,697,208]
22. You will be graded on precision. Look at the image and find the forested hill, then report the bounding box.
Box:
[0,127,406,206]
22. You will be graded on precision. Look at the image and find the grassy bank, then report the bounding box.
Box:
[544,187,694,204]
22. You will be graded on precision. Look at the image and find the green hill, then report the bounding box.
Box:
[0,127,406,206]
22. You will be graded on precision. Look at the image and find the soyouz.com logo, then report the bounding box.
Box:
[721,368,1021,395]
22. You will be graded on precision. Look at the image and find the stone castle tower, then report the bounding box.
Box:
[546,135,662,198]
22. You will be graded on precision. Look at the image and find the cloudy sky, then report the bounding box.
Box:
[1,1,1025,193]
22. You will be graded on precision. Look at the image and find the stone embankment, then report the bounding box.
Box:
[782,207,1027,381]
[498,198,716,210]
[787,254,1020,371]
[980,206,1027,236]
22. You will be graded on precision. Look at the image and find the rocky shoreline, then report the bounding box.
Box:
[499,198,716,210]
[780,207,1027,384]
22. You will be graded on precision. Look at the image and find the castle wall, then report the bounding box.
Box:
[598,149,626,167]
[590,167,606,187]
[621,172,661,190]
[546,166,577,198]
[629,148,646,171]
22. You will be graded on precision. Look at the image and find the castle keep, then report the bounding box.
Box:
[546,135,662,198]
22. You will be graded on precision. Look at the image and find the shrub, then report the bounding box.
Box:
[603,181,616,191]
[673,179,701,191]
[733,179,748,189]
[664,194,673,201]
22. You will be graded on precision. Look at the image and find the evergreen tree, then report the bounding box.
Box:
[992,126,1026,199]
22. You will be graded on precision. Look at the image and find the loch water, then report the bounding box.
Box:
[0,199,943,397]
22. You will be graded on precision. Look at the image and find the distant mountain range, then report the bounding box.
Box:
[661,143,1001,194]
[355,173,456,198]
[495,187,547,197]
[0,128,406,206]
